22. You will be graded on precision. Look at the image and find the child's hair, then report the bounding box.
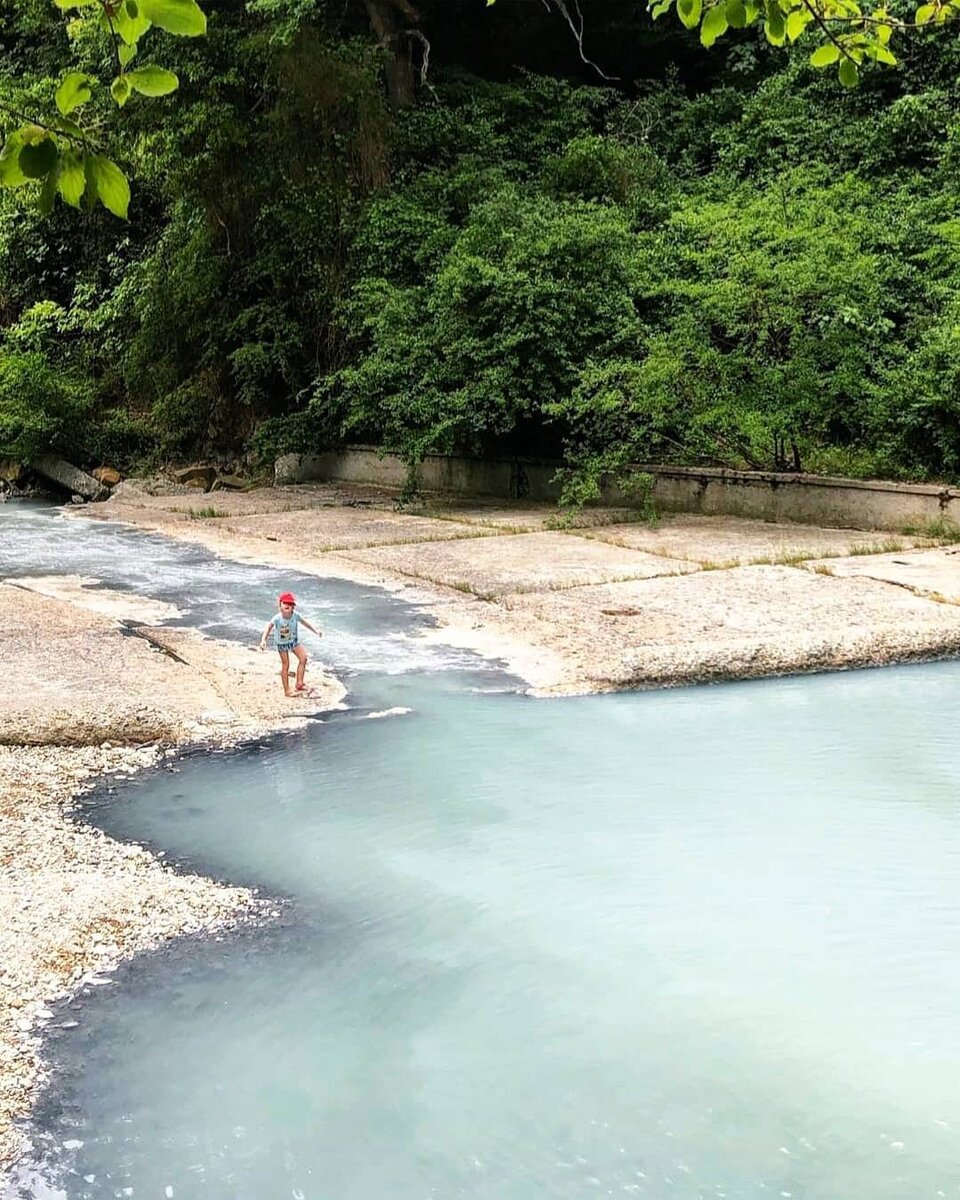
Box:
[278,591,296,607]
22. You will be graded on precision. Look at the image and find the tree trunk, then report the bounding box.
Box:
[363,0,420,109]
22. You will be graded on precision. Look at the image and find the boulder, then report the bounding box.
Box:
[172,465,216,490]
[0,458,25,484]
[93,466,122,487]
[34,455,109,501]
[212,474,247,491]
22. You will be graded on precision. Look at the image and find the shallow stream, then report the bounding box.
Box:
[3,502,960,1200]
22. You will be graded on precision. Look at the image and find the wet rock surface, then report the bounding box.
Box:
[78,480,960,694]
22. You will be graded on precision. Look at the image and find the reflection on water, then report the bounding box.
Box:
[4,503,960,1200]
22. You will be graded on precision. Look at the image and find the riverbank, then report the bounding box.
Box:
[5,482,960,1170]
[0,573,344,1169]
[77,478,960,693]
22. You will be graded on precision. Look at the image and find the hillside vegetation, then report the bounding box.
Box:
[2,1,960,499]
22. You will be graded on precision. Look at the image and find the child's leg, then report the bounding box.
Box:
[293,644,309,690]
[278,649,293,695]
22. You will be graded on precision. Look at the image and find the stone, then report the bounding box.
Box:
[172,465,216,490]
[33,456,108,502]
[92,467,122,487]
[212,474,247,491]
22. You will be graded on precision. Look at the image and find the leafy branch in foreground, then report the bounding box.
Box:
[648,0,938,86]
[0,0,206,218]
[487,0,957,86]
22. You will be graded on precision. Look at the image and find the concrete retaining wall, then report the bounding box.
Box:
[275,447,960,532]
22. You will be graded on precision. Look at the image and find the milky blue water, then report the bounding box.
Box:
[3,502,960,1200]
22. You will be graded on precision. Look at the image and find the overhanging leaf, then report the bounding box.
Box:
[677,0,703,28]
[0,135,28,188]
[809,42,841,64]
[87,154,131,219]
[140,0,206,36]
[58,149,86,207]
[838,55,860,85]
[56,71,95,116]
[19,137,59,180]
[128,65,179,96]
[701,4,729,45]
[111,76,132,107]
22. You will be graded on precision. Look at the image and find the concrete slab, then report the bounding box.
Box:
[497,565,960,689]
[214,507,496,552]
[807,546,960,603]
[106,481,397,517]
[420,501,638,532]
[341,531,699,597]
[580,513,923,566]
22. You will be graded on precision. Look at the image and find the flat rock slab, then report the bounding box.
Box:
[0,583,343,745]
[582,513,923,565]
[106,481,395,517]
[420,502,638,532]
[807,545,960,603]
[216,507,493,552]
[341,531,699,597]
[498,565,960,689]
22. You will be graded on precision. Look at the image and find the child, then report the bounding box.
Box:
[258,591,322,697]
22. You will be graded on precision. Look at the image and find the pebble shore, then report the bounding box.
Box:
[0,573,344,1171]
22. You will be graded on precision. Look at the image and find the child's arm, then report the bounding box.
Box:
[258,620,274,650]
[299,616,322,637]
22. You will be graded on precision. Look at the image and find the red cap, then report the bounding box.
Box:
[278,592,296,606]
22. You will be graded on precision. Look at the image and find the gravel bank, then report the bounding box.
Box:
[0,577,344,1170]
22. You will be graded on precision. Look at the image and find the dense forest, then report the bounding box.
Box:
[3,0,960,501]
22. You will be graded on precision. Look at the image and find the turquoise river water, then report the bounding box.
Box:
[2,501,960,1200]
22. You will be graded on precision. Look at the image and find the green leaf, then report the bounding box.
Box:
[873,42,897,62]
[764,0,786,42]
[87,154,130,218]
[128,65,179,96]
[809,42,841,64]
[51,115,84,139]
[119,42,138,67]
[0,135,28,188]
[701,3,729,43]
[53,0,97,7]
[19,137,59,180]
[838,56,860,85]
[677,0,703,26]
[785,8,807,38]
[57,149,86,207]
[113,2,152,45]
[915,2,936,21]
[56,71,95,116]
[38,167,59,216]
[726,0,748,27]
[111,75,132,107]
[139,0,206,36]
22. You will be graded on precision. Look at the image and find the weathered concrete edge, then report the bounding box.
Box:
[275,447,960,532]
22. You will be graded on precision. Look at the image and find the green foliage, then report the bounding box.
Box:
[0,350,91,461]
[5,2,960,497]
[648,0,937,83]
[0,0,205,218]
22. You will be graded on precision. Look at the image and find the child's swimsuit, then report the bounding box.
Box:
[272,612,300,651]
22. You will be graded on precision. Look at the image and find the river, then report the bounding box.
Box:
[3,501,960,1200]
